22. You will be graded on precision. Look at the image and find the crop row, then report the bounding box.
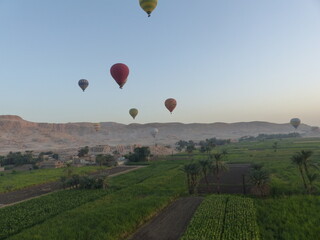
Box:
[181,195,260,240]
[0,189,109,239]
[223,196,260,240]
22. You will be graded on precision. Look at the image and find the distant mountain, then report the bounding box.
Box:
[0,115,317,153]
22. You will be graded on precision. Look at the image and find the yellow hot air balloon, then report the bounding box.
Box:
[129,108,138,119]
[139,0,158,17]
[93,123,101,132]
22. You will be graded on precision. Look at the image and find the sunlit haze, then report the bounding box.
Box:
[1,0,320,125]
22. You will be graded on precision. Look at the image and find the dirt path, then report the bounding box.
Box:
[128,197,203,240]
[0,165,142,206]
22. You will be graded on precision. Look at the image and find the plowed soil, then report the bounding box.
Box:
[129,197,203,240]
[197,163,252,194]
[0,166,140,206]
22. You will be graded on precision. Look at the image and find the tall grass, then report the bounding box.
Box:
[255,195,320,240]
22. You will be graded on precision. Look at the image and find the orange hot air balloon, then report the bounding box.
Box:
[165,98,177,114]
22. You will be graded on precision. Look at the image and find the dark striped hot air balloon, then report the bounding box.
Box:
[110,63,129,89]
[139,0,158,17]
[290,118,301,130]
[129,108,138,119]
[78,79,89,92]
[165,98,177,114]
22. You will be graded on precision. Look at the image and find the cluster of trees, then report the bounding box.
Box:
[239,133,300,142]
[60,174,108,190]
[291,150,319,193]
[176,138,230,156]
[0,151,60,167]
[0,151,35,166]
[96,154,117,167]
[78,146,89,157]
[125,147,151,162]
[182,152,228,194]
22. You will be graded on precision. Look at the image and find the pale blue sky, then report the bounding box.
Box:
[0,0,320,125]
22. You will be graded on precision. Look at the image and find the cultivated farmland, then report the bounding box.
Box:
[0,138,320,240]
[181,195,260,240]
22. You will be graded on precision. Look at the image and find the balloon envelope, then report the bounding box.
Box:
[110,63,129,89]
[165,98,177,113]
[139,0,158,17]
[78,79,89,92]
[290,118,301,129]
[129,108,138,119]
[151,128,158,138]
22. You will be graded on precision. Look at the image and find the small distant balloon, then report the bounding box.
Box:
[139,0,158,17]
[93,123,101,132]
[129,108,138,119]
[78,79,89,92]
[165,98,177,114]
[151,128,158,138]
[110,63,129,89]
[290,118,301,129]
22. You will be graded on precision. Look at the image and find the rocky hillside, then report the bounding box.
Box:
[0,115,317,153]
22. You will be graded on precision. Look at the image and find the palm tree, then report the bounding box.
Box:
[292,150,318,193]
[291,153,308,191]
[307,173,318,193]
[210,153,228,194]
[182,162,201,194]
[249,169,270,196]
[199,159,211,191]
[64,162,73,177]
[300,150,315,177]
[186,141,196,159]
[272,141,278,152]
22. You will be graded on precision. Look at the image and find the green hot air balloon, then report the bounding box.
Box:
[129,108,138,119]
[139,0,158,17]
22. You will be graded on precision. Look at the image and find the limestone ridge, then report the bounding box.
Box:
[0,115,316,153]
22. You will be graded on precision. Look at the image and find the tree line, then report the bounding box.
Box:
[0,151,59,167]
[239,133,300,142]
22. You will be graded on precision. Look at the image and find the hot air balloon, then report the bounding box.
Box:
[78,79,89,92]
[129,108,138,119]
[151,128,158,138]
[139,0,158,17]
[110,63,129,89]
[290,118,301,129]
[93,123,101,132]
[165,98,177,114]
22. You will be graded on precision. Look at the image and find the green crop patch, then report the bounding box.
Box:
[181,195,260,240]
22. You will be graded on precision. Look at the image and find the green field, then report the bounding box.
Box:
[0,166,104,193]
[255,195,320,240]
[181,195,260,240]
[1,138,320,239]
